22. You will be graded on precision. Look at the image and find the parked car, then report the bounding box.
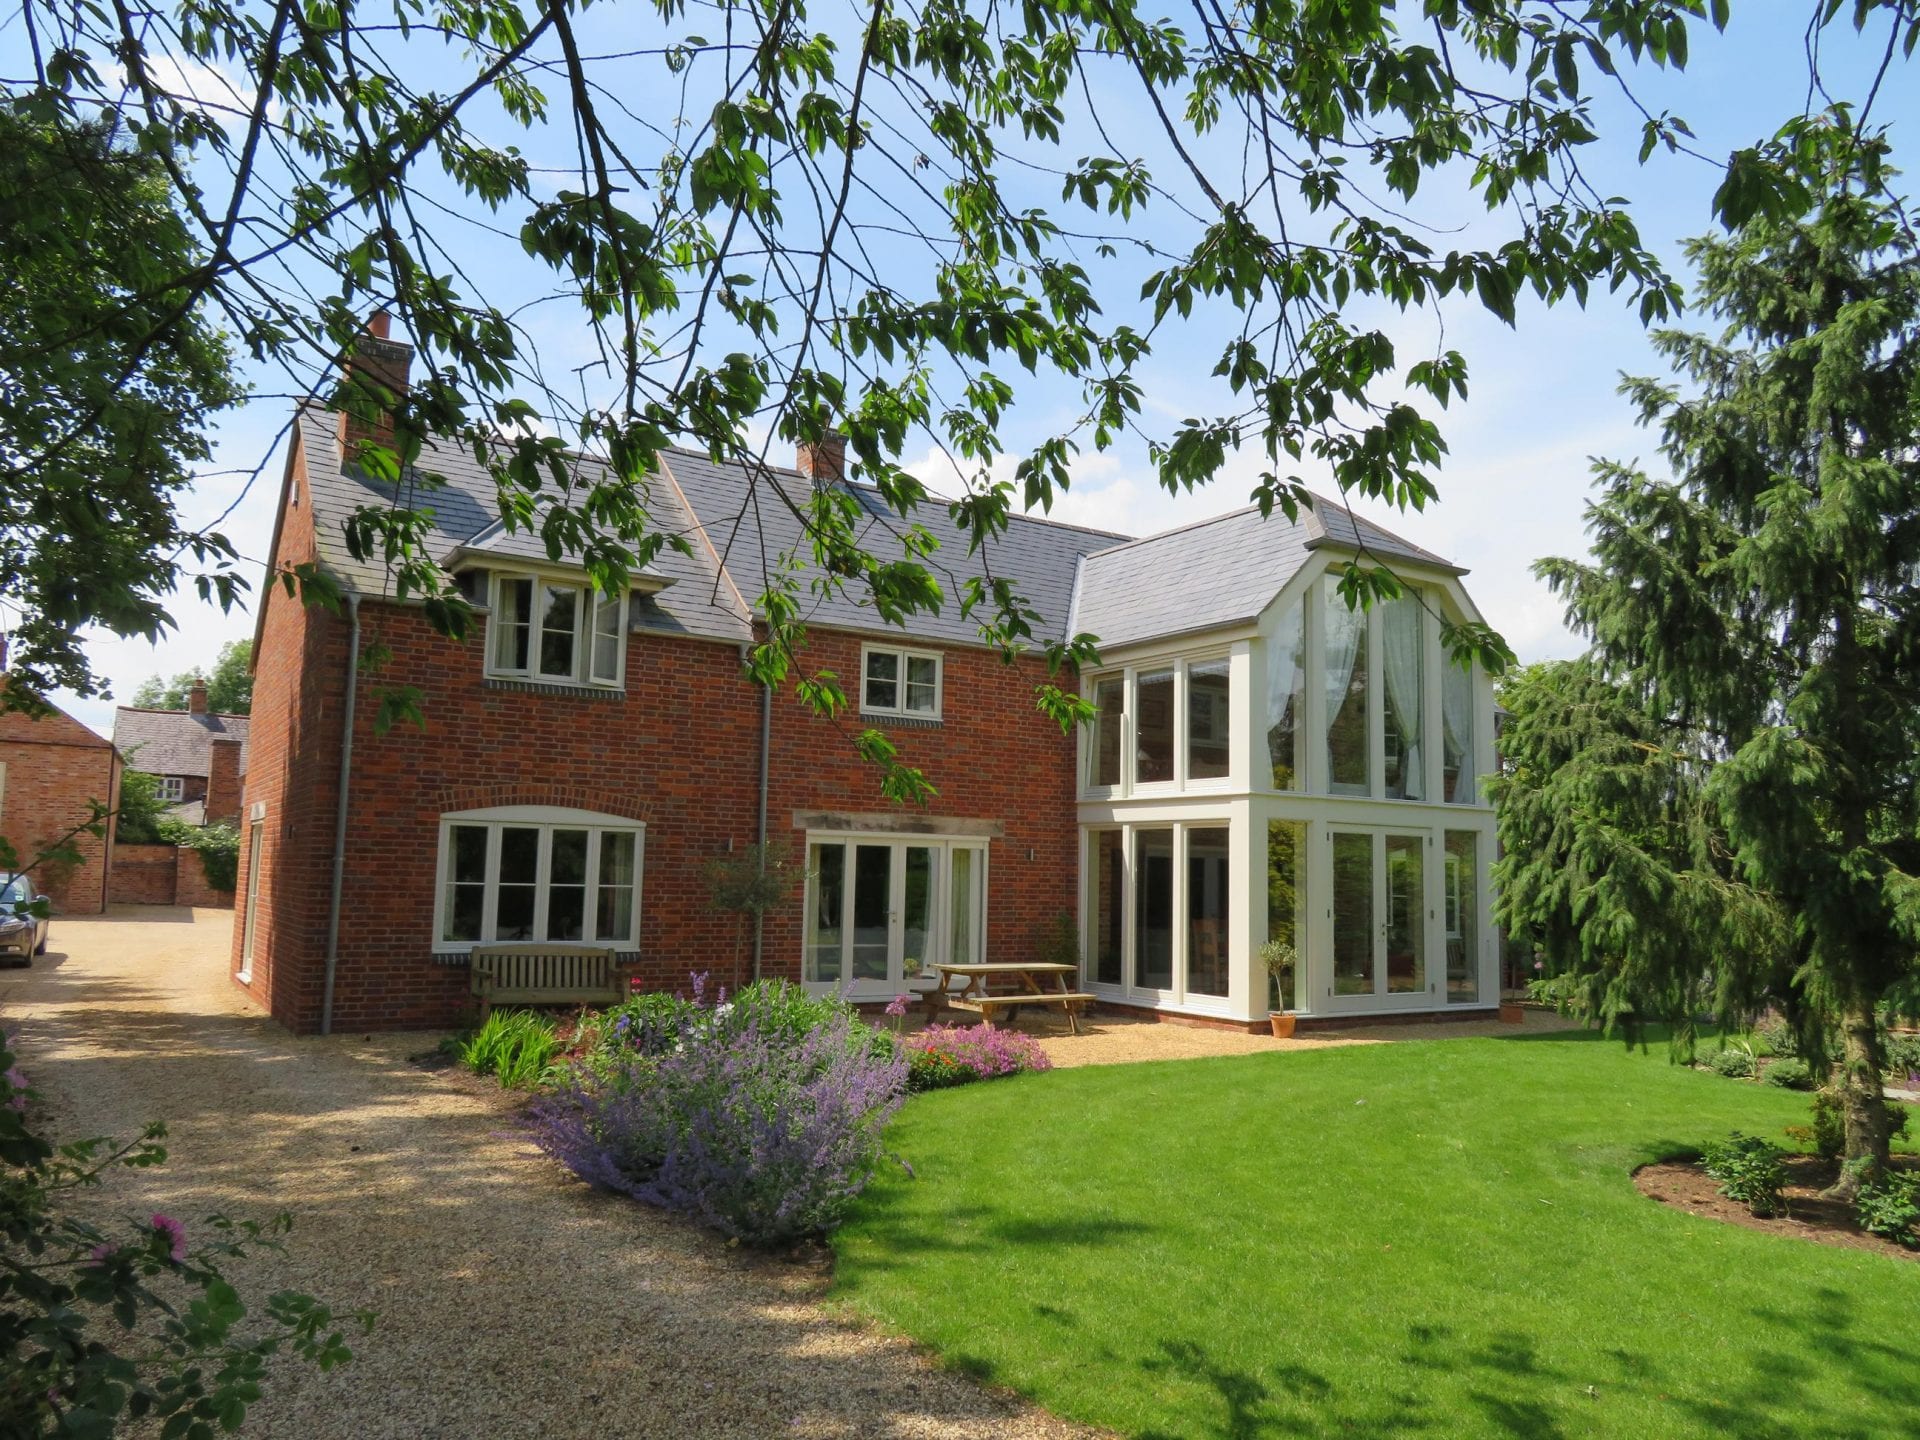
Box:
[0,875,50,963]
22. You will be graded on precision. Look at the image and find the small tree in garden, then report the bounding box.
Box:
[1497,116,1920,1197]
[0,1043,367,1435]
[704,844,807,991]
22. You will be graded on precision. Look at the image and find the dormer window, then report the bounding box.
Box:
[488,573,625,688]
[861,644,942,718]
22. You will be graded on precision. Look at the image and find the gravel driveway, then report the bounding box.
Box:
[0,908,1103,1440]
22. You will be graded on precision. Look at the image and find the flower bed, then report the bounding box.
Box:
[902,1023,1052,1092]
[529,978,908,1246]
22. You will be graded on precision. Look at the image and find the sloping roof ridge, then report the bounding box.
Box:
[652,452,753,624]
[1084,499,1273,558]
[112,706,249,721]
[658,443,1132,544]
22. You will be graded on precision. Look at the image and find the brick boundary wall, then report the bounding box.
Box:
[173,846,236,909]
[106,843,236,909]
[108,844,180,906]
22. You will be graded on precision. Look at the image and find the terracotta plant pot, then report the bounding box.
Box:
[1268,1012,1297,1038]
[1498,1002,1526,1025]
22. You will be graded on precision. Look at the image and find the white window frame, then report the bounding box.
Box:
[1082,670,1127,796]
[799,831,986,990]
[859,643,943,719]
[485,572,627,690]
[431,804,644,953]
[238,803,266,983]
[154,775,186,804]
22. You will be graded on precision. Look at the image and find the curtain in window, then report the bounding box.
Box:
[1322,586,1365,789]
[1381,598,1425,801]
[1265,602,1303,790]
[1443,659,1475,803]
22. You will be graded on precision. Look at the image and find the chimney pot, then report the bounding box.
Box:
[187,677,208,714]
[368,308,391,340]
[796,431,847,488]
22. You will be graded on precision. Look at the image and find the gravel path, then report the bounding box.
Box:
[0,909,1106,1440]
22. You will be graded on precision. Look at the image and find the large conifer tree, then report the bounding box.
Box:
[1496,116,1920,1195]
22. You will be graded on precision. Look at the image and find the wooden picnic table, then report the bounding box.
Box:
[930,962,1095,1035]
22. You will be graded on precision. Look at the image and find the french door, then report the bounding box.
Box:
[804,836,985,992]
[1328,826,1431,1006]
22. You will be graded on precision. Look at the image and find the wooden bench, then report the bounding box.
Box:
[947,990,1097,1033]
[469,943,624,1017]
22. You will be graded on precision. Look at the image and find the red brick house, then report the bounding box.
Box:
[0,681,121,914]
[237,324,1502,1035]
[112,683,248,827]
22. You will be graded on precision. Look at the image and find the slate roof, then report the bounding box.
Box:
[293,400,1463,653]
[111,708,248,779]
[1069,495,1465,651]
[657,448,1128,646]
[293,406,753,643]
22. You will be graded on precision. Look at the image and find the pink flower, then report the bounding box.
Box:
[88,1243,118,1267]
[885,994,911,1018]
[4,1066,25,1112]
[150,1213,188,1262]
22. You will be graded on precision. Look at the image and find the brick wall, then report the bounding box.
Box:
[108,844,178,906]
[240,604,1081,1033]
[0,706,118,915]
[760,628,1081,984]
[229,424,347,1031]
[174,846,235,908]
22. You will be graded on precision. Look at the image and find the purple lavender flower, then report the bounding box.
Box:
[4,1066,25,1113]
[527,997,909,1246]
[885,994,911,1018]
[150,1213,188,1262]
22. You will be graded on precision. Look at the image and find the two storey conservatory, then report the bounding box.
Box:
[1070,499,1500,1026]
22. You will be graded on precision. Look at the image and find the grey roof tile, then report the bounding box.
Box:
[294,402,1460,656]
[657,448,1127,647]
[1070,494,1464,651]
[295,407,751,643]
[112,709,250,779]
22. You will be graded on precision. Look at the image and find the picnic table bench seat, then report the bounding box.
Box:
[945,990,1097,1024]
[469,942,624,1015]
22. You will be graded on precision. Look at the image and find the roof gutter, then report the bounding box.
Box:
[321,592,361,1036]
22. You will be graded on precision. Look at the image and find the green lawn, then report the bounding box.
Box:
[832,1031,1920,1439]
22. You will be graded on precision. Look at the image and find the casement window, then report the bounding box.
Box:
[488,573,625,688]
[860,645,942,718]
[1083,655,1235,795]
[433,806,644,950]
[154,776,186,803]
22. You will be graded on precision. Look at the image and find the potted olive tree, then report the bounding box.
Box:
[1261,938,1297,1038]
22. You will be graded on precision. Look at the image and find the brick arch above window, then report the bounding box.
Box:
[428,783,652,824]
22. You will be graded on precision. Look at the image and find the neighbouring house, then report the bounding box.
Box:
[234,317,1501,1035]
[112,683,249,828]
[0,675,121,914]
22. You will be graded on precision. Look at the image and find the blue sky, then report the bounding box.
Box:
[12,4,1915,738]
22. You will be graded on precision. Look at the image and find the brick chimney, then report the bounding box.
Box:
[205,737,242,826]
[337,310,415,463]
[795,431,847,488]
[187,676,208,714]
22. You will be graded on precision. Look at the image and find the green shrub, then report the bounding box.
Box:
[1799,1087,1909,1159]
[458,1009,562,1089]
[1755,1017,1797,1057]
[1885,1033,1920,1081]
[725,979,893,1058]
[1763,1058,1814,1090]
[1852,1165,1920,1247]
[1700,1132,1788,1218]
[161,819,240,892]
[1708,1046,1756,1079]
